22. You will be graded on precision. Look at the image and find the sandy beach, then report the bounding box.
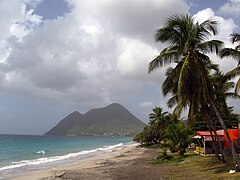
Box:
[9,144,240,180]
[12,145,163,180]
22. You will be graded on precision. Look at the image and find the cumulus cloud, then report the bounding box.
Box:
[0,0,42,64]
[193,8,238,72]
[1,0,238,127]
[193,8,237,45]
[116,38,159,79]
[1,0,240,134]
[219,0,240,17]
[67,0,189,44]
[0,0,189,110]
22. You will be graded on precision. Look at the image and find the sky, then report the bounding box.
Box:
[0,0,240,135]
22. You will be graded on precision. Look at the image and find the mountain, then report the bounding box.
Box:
[45,103,146,137]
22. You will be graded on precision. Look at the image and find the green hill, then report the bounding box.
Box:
[45,103,146,137]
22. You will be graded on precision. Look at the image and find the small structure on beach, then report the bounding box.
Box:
[193,129,240,155]
[194,130,225,155]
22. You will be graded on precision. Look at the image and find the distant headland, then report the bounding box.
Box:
[45,103,146,137]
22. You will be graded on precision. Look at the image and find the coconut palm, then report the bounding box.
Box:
[149,107,170,125]
[166,121,193,156]
[148,14,240,170]
[134,107,172,145]
[149,14,222,127]
[162,60,219,127]
[211,71,240,120]
[148,107,171,143]
[219,33,240,94]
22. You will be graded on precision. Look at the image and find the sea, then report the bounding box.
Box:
[0,134,135,179]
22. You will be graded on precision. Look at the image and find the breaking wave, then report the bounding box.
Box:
[35,150,46,154]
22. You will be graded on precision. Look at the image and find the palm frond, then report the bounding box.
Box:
[148,46,179,73]
[199,19,219,36]
[197,52,219,72]
[224,81,235,90]
[206,63,219,72]
[198,40,223,54]
[231,33,240,44]
[172,103,185,118]
[235,78,240,94]
[235,45,240,52]
[162,62,182,96]
[167,95,178,108]
[219,48,240,62]
[225,92,240,99]
[224,66,240,81]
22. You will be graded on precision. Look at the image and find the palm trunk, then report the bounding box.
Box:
[210,100,240,171]
[209,125,221,161]
[213,118,226,163]
[204,109,221,160]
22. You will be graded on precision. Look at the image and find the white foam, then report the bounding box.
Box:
[35,150,46,154]
[0,143,124,171]
[97,143,123,151]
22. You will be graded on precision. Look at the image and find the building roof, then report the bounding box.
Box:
[195,131,225,141]
[196,131,224,136]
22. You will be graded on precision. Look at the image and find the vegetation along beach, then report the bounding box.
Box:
[0,0,240,179]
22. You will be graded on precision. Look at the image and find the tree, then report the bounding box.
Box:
[134,107,173,146]
[134,107,193,157]
[148,107,171,142]
[166,121,193,156]
[149,14,222,127]
[148,14,240,170]
[210,70,240,125]
[133,126,153,146]
[219,33,240,94]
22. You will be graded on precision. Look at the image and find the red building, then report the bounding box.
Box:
[194,129,239,155]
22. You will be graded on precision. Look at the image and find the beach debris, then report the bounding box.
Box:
[116,154,125,158]
[54,171,67,178]
[99,160,109,166]
[229,170,236,174]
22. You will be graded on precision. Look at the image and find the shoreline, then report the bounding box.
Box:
[11,145,240,180]
[0,136,134,179]
[11,144,144,180]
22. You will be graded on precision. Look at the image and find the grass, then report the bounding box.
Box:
[151,149,240,179]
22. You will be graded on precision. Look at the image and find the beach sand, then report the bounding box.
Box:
[12,144,240,180]
[12,145,165,180]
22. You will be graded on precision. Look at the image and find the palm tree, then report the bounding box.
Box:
[134,107,172,146]
[148,14,240,170]
[219,33,240,94]
[166,121,193,156]
[162,60,219,127]
[149,14,222,127]
[210,70,240,120]
[149,107,170,125]
[133,126,153,146]
[148,107,171,143]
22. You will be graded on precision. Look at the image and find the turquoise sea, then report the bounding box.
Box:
[0,134,134,179]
